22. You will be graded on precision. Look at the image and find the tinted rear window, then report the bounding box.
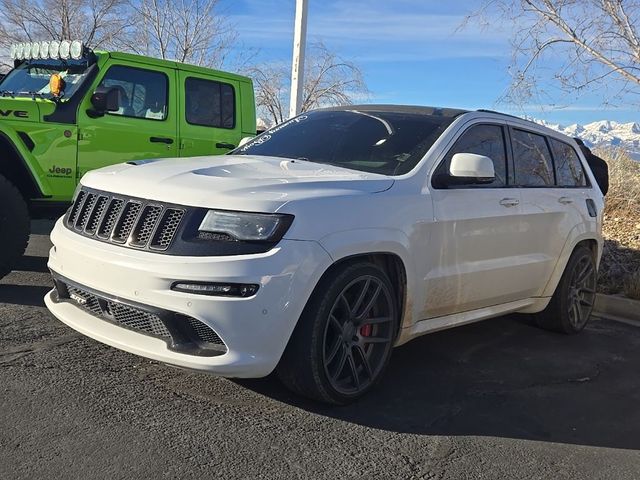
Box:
[549,138,587,187]
[512,129,555,186]
[235,110,458,176]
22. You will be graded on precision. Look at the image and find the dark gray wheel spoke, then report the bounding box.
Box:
[339,294,351,315]
[362,336,391,344]
[363,316,392,325]
[332,345,348,379]
[347,350,360,389]
[350,279,371,316]
[574,299,584,325]
[354,345,373,379]
[579,287,595,295]
[568,302,578,326]
[329,315,342,332]
[325,337,342,364]
[576,261,593,284]
[579,298,594,307]
[356,284,382,320]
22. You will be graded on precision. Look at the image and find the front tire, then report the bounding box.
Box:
[277,262,399,404]
[536,246,597,334]
[0,174,30,280]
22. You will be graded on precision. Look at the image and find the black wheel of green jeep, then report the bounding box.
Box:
[536,246,597,334]
[277,262,398,404]
[0,174,30,279]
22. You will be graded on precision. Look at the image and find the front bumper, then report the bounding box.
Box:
[45,218,332,377]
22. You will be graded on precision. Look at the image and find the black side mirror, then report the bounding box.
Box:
[87,87,119,117]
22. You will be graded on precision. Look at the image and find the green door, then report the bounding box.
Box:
[177,70,241,157]
[77,63,178,177]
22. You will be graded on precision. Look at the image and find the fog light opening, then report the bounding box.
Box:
[171,281,259,298]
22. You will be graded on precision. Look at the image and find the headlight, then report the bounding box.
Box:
[198,210,293,242]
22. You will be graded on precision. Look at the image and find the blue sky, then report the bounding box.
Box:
[225,0,639,126]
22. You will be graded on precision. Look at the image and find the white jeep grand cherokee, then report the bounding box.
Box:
[45,106,603,404]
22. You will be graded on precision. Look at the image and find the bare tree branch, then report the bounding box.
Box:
[247,43,369,126]
[469,0,640,106]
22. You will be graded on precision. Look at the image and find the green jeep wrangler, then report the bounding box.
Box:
[0,40,256,279]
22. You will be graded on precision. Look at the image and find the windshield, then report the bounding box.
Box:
[0,59,90,99]
[235,109,459,176]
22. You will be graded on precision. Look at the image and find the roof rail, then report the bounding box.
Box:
[476,109,524,121]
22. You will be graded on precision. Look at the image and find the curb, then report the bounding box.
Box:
[593,293,640,327]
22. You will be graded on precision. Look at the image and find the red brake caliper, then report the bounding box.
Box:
[360,324,372,337]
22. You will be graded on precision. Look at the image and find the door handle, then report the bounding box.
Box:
[216,142,236,149]
[558,196,573,205]
[499,198,519,207]
[150,136,174,144]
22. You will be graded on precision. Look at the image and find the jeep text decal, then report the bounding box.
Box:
[0,110,28,118]
[48,165,73,178]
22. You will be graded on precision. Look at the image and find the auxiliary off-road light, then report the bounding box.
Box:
[30,42,40,59]
[49,40,60,58]
[59,40,71,59]
[9,39,84,61]
[40,41,50,59]
[70,40,83,60]
[171,282,260,298]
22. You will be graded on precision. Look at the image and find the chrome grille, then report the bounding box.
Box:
[65,187,185,251]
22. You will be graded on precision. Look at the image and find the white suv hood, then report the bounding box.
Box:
[80,155,394,212]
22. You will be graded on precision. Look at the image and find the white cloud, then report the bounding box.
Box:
[229,0,511,61]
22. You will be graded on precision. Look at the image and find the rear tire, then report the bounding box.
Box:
[0,174,30,279]
[535,246,597,334]
[277,262,399,404]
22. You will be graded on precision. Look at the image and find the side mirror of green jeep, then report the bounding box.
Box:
[87,87,120,118]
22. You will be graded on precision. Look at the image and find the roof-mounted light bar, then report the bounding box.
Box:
[10,40,85,61]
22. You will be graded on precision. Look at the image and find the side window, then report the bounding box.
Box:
[434,124,508,187]
[549,138,587,187]
[512,129,555,186]
[185,77,235,129]
[98,66,168,121]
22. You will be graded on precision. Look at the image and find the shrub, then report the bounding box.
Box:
[593,147,640,296]
[595,147,640,218]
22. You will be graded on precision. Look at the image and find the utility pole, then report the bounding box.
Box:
[289,0,308,119]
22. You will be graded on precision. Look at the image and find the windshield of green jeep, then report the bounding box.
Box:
[0,59,90,99]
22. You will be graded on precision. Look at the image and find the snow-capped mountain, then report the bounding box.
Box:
[529,117,640,160]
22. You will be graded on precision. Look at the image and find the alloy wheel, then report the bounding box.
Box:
[322,275,395,395]
[567,255,597,329]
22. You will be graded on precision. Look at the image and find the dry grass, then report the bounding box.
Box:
[594,147,640,297]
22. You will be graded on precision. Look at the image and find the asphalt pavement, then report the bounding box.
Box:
[1,221,640,479]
